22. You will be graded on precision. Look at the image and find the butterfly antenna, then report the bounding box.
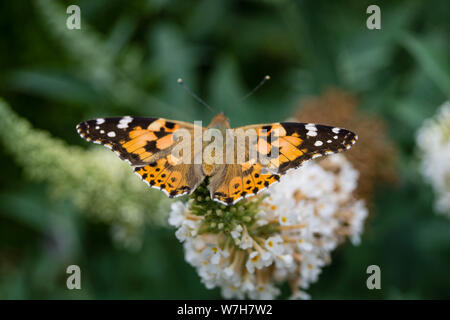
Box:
[238,75,271,103]
[177,78,215,114]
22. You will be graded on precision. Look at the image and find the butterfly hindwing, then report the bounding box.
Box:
[134,158,205,198]
[209,163,281,205]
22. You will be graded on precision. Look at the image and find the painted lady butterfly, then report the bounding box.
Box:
[76,113,357,205]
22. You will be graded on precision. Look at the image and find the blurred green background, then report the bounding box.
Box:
[0,0,449,299]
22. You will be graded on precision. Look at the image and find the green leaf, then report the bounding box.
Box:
[400,33,450,98]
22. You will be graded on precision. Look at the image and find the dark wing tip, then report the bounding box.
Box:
[76,120,91,141]
[341,128,358,150]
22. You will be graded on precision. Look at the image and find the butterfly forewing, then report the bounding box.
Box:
[76,117,195,166]
[76,116,205,198]
[269,122,357,173]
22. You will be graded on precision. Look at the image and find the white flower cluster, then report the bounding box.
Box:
[416,101,450,216]
[169,154,368,299]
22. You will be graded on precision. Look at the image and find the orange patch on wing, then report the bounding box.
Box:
[156,134,174,149]
[132,147,147,155]
[136,159,167,184]
[270,154,290,168]
[270,124,287,136]
[135,158,195,198]
[229,176,243,195]
[167,154,181,166]
[282,135,303,146]
[256,123,286,137]
[122,132,157,152]
[123,140,146,152]
[273,137,304,161]
[164,171,184,193]
[240,159,256,171]
[147,119,166,131]
[257,138,272,154]
[257,127,272,136]
[240,163,280,197]
[281,146,304,160]
[141,153,155,161]
[147,119,179,132]
[129,126,146,138]
[167,170,182,184]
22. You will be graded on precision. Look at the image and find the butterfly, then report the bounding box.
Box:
[76,113,357,205]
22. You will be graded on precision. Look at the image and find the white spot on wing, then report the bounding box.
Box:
[96,118,105,124]
[107,131,116,137]
[332,127,340,134]
[314,140,323,146]
[117,116,133,129]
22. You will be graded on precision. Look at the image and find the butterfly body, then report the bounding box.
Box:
[77,113,357,205]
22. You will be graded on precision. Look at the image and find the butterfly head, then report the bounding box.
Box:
[208,112,231,129]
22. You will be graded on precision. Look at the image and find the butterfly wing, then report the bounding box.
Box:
[208,122,357,205]
[134,159,205,198]
[77,116,206,197]
[77,117,197,166]
[209,163,280,205]
[254,122,357,174]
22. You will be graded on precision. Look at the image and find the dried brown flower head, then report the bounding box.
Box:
[292,88,397,202]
